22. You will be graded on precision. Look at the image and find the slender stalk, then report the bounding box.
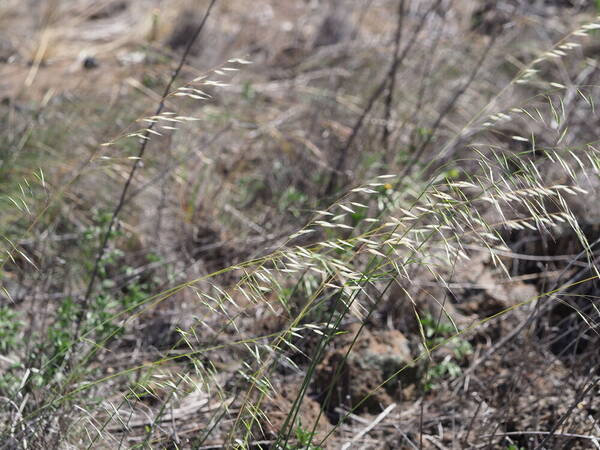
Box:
[75,0,219,337]
[324,0,441,198]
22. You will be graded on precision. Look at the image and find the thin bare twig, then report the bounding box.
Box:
[75,0,219,335]
[482,430,600,445]
[324,0,442,197]
[534,375,600,449]
[381,0,405,152]
[341,403,397,450]
[455,239,600,384]
[397,33,497,184]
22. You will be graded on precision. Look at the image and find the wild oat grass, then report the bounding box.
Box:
[1,2,600,449]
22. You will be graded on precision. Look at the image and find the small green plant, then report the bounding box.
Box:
[420,314,473,391]
[40,214,156,384]
[0,306,22,353]
[0,307,25,394]
[44,297,79,381]
[279,186,308,217]
[284,420,323,450]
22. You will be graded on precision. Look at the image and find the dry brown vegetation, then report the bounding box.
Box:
[1,0,600,448]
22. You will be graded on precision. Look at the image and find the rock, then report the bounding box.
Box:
[117,50,146,66]
[82,56,99,69]
[261,380,330,442]
[315,323,417,415]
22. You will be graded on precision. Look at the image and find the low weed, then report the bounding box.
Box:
[419,314,473,391]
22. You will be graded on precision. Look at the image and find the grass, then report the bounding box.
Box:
[1,1,600,448]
